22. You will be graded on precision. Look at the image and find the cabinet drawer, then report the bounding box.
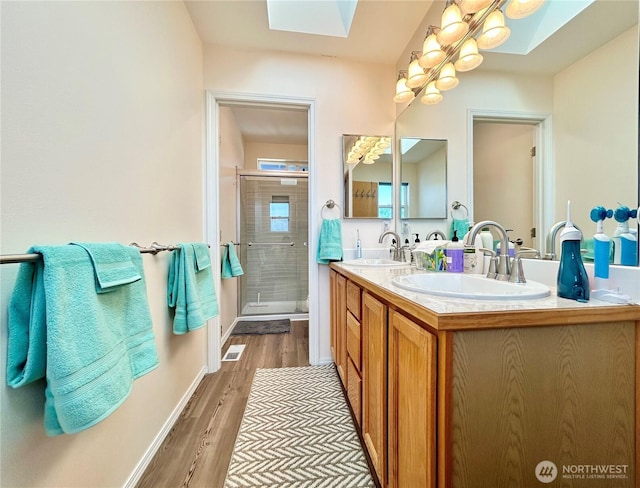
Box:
[347,357,362,427]
[346,281,361,320]
[347,311,361,370]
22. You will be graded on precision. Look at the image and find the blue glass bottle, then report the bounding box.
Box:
[556,201,589,302]
[557,239,590,302]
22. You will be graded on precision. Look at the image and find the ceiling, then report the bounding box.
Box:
[186,0,638,146]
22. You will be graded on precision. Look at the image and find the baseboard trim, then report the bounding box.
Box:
[123,366,207,488]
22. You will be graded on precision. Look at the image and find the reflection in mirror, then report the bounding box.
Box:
[395,0,639,265]
[400,138,447,219]
[342,135,393,219]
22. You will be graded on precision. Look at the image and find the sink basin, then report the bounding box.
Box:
[342,258,409,267]
[392,273,550,300]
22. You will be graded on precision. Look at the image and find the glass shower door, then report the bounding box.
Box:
[238,174,309,316]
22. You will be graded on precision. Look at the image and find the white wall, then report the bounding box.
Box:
[554,26,639,236]
[417,145,448,219]
[219,107,245,337]
[1,2,205,487]
[204,45,396,362]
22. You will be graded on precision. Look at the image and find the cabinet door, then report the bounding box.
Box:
[346,357,362,427]
[335,274,347,386]
[388,310,437,488]
[362,292,387,486]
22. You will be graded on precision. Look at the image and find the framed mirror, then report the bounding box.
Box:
[395,0,639,265]
[399,138,447,219]
[342,134,393,219]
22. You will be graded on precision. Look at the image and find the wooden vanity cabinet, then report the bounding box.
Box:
[388,309,437,488]
[346,280,362,426]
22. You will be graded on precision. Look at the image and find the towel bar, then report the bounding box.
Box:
[247,242,294,247]
[1,242,210,264]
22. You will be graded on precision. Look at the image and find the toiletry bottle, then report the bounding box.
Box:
[557,201,590,302]
[590,206,613,290]
[462,225,483,274]
[479,227,494,252]
[446,230,464,273]
[356,229,362,259]
[403,238,412,263]
[612,206,638,266]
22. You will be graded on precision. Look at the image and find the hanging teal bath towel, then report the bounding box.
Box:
[168,243,219,334]
[221,242,244,279]
[317,219,343,264]
[6,244,158,436]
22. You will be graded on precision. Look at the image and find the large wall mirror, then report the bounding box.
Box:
[395,0,639,265]
[399,138,447,219]
[342,134,393,219]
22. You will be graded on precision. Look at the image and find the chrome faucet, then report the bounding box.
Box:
[545,221,581,260]
[378,230,402,261]
[426,230,446,240]
[465,221,511,280]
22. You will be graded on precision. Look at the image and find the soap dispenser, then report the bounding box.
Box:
[446,230,464,273]
[557,201,590,302]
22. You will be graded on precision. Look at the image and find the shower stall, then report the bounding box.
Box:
[237,171,309,317]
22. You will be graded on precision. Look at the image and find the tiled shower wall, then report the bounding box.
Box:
[238,175,309,312]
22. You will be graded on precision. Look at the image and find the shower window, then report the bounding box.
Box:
[270,196,290,232]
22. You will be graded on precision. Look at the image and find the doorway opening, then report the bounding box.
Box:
[468,110,553,253]
[206,92,318,372]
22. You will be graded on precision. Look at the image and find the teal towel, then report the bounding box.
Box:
[70,242,141,293]
[168,243,219,334]
[221,245,232,279]
[450,218,469,240]
[221,242,243,279]
[317,219,343,264]
[7,244,158,436]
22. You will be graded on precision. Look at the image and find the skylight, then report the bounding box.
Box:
[266,0,358,38]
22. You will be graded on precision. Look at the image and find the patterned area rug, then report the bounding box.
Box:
[224,364,375,487]
[231,318,291,335]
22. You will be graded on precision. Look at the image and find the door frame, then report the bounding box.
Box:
[205,91,318,372]
[467,109,553,252]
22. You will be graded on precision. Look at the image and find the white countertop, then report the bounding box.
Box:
[332,262,640,316]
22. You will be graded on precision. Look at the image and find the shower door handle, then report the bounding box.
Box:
[247,242,295,247]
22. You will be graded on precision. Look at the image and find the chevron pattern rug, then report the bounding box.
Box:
[224,364,375,487]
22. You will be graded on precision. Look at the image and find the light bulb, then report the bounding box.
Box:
[421,81,443,105]
[477,9,511,49]
[437,3,469,46]
[435,62,459,91]
[454,38,483,72]
[459,0,492,14]
[505,0,544,19]
[406,56,428,88]
[393,74,415,103]
[419,33,446,68]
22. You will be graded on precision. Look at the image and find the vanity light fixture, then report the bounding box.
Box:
[406,51,429,88]
[505,0,544,19]
[459,0,493,14]
[419,26,446,68]
[393,71,415,103]
[346,136,391,166]
[437,0,469,46]
[393,0,545,106]
[436,62,459,91]
[454,37,483,71]
[476,9,510,49]
[421,81,443,105]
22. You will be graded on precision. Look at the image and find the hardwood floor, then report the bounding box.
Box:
[136,320,309,488]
